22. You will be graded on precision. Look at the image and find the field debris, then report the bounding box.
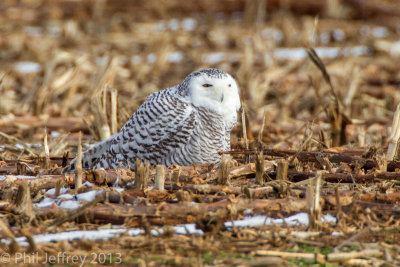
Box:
[0,0,400,266]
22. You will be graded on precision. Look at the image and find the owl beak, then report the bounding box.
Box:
[220,93,224,102]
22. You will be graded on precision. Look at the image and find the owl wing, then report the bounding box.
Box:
[100,89,197,167]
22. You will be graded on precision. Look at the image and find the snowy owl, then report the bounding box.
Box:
[63,68,241,173]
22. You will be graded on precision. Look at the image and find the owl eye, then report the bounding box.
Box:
[202,84,212,87]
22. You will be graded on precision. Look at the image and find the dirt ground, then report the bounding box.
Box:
[0,0,400,266]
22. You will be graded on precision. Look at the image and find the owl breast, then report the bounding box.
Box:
[165,106,228,166]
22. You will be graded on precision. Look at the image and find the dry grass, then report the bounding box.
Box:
[0,0,400,266]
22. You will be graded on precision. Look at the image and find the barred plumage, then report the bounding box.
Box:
[63,68,241,173]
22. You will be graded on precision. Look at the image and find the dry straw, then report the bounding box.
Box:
[387,103,400,160]
[75,131,83,189]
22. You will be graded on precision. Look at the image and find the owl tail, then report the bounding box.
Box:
[62,135,115,173]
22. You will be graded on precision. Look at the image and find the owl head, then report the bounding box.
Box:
[178,68,241,120]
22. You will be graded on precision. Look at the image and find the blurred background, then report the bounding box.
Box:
[1,0,400,158]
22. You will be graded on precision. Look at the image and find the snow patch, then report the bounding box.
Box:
[76,190,102,202]
[225,212,337,228]
[4,212,337,246]
[333,29,345,41]
[57,194,74,200]
[261,29,283,42]
[46,187,69,195]
[24,26,42,36]
[372,27,388,38]
[14,62,42,74]
[35,197,56,208]
[50,131,61,137]
[182,18,197,31]
[60,200,81,210]
[167,52,183,63]
[202,52,226,64]
[332,231,341,237]
[272,46,371,60]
